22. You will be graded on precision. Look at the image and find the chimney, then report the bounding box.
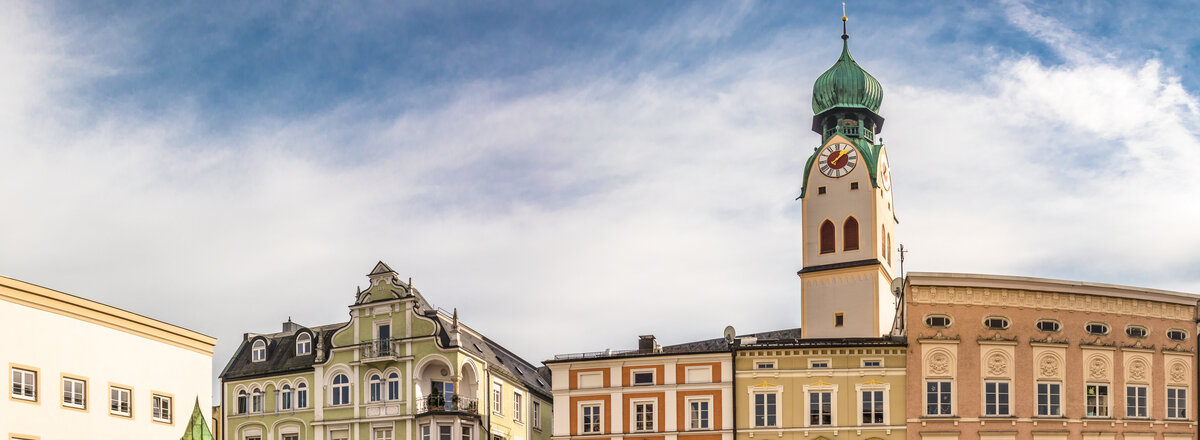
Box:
[282,317,300,333]
[638,335,658,353]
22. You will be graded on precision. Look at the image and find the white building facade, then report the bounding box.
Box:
[1,275,216,439]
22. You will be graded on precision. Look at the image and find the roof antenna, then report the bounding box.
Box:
[841,2,849,40]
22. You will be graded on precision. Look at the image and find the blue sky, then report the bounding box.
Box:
[3,0,1200,399]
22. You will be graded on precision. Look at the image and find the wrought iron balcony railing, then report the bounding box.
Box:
[361,338,397,360]
[416,395,479,415]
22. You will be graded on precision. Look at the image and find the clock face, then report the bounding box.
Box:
[817,142,858,178]
[879,153,891,191]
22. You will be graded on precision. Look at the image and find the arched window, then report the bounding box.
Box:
[251,388,263,413]
[881,225,886,256]
[281,385,293,410]
[819,220,835,254]
[369,374,383,402]
[251,340,267,362]
[297,382,308,408]
[296,333,311,355]
[885,233,892,265]
[843,217,859,251]
[387,372,401,401]
[236,390,248,414]
[332,374,350,406]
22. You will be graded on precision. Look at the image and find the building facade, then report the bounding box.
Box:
[904,273,1198,440]
[1,274,217,439]
[219,262,553,440]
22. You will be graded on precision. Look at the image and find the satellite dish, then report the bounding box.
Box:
[890,277,905,296]
[723,326,737,345]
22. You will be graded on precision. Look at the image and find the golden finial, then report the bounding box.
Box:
[841,3,849,39]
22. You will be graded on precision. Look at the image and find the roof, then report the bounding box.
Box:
[180,399,215,440]
[738,336,905,349]
[812,36,882,115]
[456,327,552,400]
[218,322,343,381]
[547,328,806,363]
[907,272,1200,306]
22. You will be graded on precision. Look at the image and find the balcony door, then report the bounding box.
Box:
[377,324,391,355]
[432,381,455,410]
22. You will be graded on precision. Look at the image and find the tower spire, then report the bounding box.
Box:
[841,2,848,40]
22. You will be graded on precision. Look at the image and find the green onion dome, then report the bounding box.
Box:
[811,38,882,115]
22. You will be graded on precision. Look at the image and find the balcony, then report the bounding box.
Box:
[822,124,875,143]
[416,395,479,416]
[360,338,399,362]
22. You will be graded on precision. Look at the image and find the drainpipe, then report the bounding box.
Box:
[220,383,225,440]
[1193,299,1199,440]
[486,368,493,440]
[730,340,738,440]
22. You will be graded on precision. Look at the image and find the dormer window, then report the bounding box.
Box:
[296,333,312,356]
[252,340,267,362]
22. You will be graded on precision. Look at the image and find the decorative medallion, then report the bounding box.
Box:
[928,352,951,376]
[1129,359,1148,381]
[1088,357,1107,379]
[1170,362,1188,383]
[987,353,1007,377]
[1039,356,1059,378]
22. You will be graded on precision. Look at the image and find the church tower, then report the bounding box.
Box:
[798,19,898,338]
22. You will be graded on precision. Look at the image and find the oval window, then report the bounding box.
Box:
[983,317,1010,330]
[1085,323,1109,335]
[925,315,951,328]
[1125,326,1148,338]
[1168,329,1188,341]
[1036,320,1060,332]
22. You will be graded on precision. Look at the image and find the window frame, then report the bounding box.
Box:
[251,339,267,362]
[982,380,1011,417]
[492,381,503,415]
[1036,381,1061,417]
[751,390,780,428]
[684,396,713,431]
[630,398,656,432]
[982,316,1010,330]
[754,360,777,370]
[109,384,133,418]
[1035,319,1061,333]
[513,390,523,423]
[281,384,293,411]
[861,358,883,368]
[532,400,542,430]
[630,368,656,386]
[804,386,836,427]
[924,315,951,329]
[61,374,87,411]
[925,380,953,417]
[1085,322,1110,336]
[296,333,312,355]
[856,385,887,426]
[1167,387,1188,420]
[10,365,38,403]
[374,427,395,440]
[251,387,263,413]
[387,372,401,401]
[1125,326,1148,339]
[579,401,603,434]
[151,392,174,425]
[296,381,308,408]
[331,373,351,406]
[1167,329,1189,342]
[1126,385,1149,418]
[1085,383,1109,418]
[808,359,831,369]
[369,373,384,403]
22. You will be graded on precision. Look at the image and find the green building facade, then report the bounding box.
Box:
[219,262,553,440]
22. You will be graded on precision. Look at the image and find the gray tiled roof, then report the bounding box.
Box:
[219,323,345,381]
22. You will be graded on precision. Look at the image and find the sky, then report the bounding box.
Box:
[2,0,1200,400]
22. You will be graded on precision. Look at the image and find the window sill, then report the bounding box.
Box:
[981,415,1015,419]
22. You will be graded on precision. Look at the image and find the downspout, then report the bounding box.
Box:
[486,368,493,440]
[220,383,226,440]
[730,342,738,440]
[1193,299,1199,440]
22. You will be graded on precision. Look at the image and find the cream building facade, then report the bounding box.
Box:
[1,274,217,439]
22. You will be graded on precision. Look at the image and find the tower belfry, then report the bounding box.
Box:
[797,14,898,338]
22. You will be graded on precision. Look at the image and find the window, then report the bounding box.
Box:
[332,374,350,406]
[633,401,655,432]
[850,181,859,190]
[818,186,827,195]
[1036,382,1061,416]
[819,220,835,254]
[632,371,654,385]
[755,361,776,369]
[461,426,472,440]
[753,392,777,427]
[925,315,951,328]
[532,401,542,429]
[374,428,394,440]
[284,435,299,440]
[1168,329,1189,341]
[296,333,312,355]
[926,381,952,416]
[983,381,1010,416]
[236,390,248,414]
[1125,326,1148,338]
[63,377,86,409]
[422,425,431,440]
[1085,384,1108,417]
[843,217,859,251]
[885,233,892,265]
[11,367,36,401]
[440,425,452,440]
[110,386,132,417]
[1126,386,1148,418]
[251,340,267,362]
[1036,320,1060,332]
[492,383,503,414]
[688,399,711,429]
[152,394,173,423]
[251,388,263,413]
[862,359,882,368]
[983,317,1010,330]
[582,403,602,433]
[834,313,844,327]
[297,382,308,408]
[514,392,523,421]
[809,391,832,426]
[810,360,830,369]
[388,372,401,401]
[861,390,884,424]
[281,385,292,410]
[1085,323,1109,335]
[370,374,384,402]
[1168,387,1188,419]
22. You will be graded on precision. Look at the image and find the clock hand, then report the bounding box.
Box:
[830,148,849,164]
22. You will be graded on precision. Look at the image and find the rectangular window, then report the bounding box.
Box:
[582,403,602,434]
[283,435,299,440]
[331,431,349,440]
[422,425,431,440]
[984,381,1010,416]
[753,392,777,427]
[297,385,308,408]
[1036,382,1061,416]
[1086,384,1109,417]
[862,359,882,368]
[11,367,37,401]
[926,381,952,416]
[110,386,132,417]
[834,313,844,327]
[1126,386,1148,418]
[532,401,542,429]
[514,392,523,421]
[810,360,830,369]
[492,383,503,414]
[689,399,711,429]
[1168,387,1188,419]
[439,425,452,440]
[632,371,654,385]
[152,394,173,423]
[461,426,472,440]
[373,428,393,440]
[754,361,776,369]
[62,377,86,409]
[633,401,655,432]
[861,390,884,424]
[809,391,832,426]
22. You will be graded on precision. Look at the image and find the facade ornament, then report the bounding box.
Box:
[1170,362,1188,383]
[928,352,950,376]
[1129,359,1148,381]
[987,353,1007,377]
[315,332,326,362]
[1088,357,1106,379]
[1039,356,1059,378]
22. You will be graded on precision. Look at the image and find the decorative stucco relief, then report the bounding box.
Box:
[1039,356,1059,378]
[910,286,1193,320]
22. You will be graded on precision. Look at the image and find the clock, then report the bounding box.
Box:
[817,142,858,178]
[878,153,891,191]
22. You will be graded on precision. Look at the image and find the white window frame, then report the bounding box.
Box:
[296,381,308,408]
[803,384,837,427]
[749,385,782,428]
[861,358,883,368]
[1085,383,1109,418]
[983,380,1010,416]
[531,400,542,430]
[374,427,394,440]
[282,434,300,440]
[1127,385,1149,418]
[62,376,86,409]
[925,380,953,417]
[855,383,889,426]
[331,374,351,406]
[684,396,712,430]
[1036,381,1061,417]
[579,401,604,434]
[1167,387,1188,420]
[630,398,656,432]
[281,384,293,411]
[754,360,777,370]
[252,387,264,413]
[152,393,173,424]
[110,385,132,417]
[421,424,431,440]
[387,372,401,401]
[630,368,656,386]
[296,333,312,355]
[252,340,267,362]
[369,373,384,403]
[461,425,472,440]
[492,381,503,415]
[11,367,37,401]
[513,390,524,423]
[809,359,831,369]
[437,424,453,440]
